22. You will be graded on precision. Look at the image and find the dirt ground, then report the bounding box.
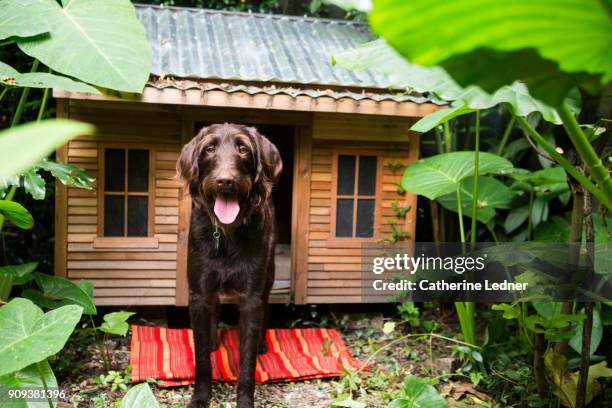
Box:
[56,309,494,407]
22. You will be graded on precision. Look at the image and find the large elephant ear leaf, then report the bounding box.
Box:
[0,360,58,407]
[401,151,513,200]
[0,61,100,94]
[333,39,570,123]
[0,0,49,39]
[369,0,611,106]
[437,176,516,223]
[15,0,151,93]
[33,272,97,315]
[0,119,95,179]
[0,298,83,376]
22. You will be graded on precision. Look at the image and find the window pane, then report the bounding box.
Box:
[128,149,149,192]
[104,149,125,192]
[335,198,354,237]
[356,199,375,237]
[337,155,355,195]
[127,196,148,237]
[104,195,124,236]
[358,156,377,196]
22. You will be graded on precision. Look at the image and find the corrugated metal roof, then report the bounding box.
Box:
[135,4,395,90]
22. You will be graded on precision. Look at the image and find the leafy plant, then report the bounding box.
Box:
[388,375,446,408]
[119,383,160,408]
[368,0,612,208]
[0,298,82,407]
[0,119,94,179]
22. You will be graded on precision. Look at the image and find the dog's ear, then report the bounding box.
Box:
[245,127,283,208]
[176,127,206,207]
[248,127,283,184]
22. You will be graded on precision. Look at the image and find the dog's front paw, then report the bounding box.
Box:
[187,394,210,408]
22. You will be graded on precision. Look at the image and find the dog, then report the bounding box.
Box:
[176,123,282,408]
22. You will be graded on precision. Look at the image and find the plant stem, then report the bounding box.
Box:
[527,190,534,240]
[37,87,50,122]
[443,121,452,153]
[577,180,596,408]
[515,115,612,209]
[0,87,8,103]
[496,116,516,156]
[533,333,547,400]
[558,101,612,206]
[456,189,465,244]
[470,110,480,244]
[11,60,39,127]
[36,361,54,408]
[0,39,14,47]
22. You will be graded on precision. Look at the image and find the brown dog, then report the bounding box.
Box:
[176,124,282,407]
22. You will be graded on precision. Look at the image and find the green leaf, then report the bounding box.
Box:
[15,0,151,93]
[0,119,94,179]
[22,169,46,200]
[437,176,515,223]
[531,196,549,227]
[505,206,529,234]
[100,311,135,336]
[401,151,513,200]
[0,200,34,229]
[33,272,97,315]
[21,289,64,310]
[0,0,49,40]
[0,175,19,198]
[37,159,95,190]
[120,383,160,408]
[78,280,94,299]
[0,61,99,94]
[411,103,476,133]
[569,308,603,356]
[0,263,37,285]
[532,302,562,320]
[0,298,82,377]
[333,39,570,123]
[369,0,611,106]
[0,360,57,408]
[389,375,446,408]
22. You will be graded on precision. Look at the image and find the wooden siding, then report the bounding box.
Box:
[306,114,419,303]
[62,101,182,306]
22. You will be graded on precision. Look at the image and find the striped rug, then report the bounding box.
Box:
[130,325,363,386]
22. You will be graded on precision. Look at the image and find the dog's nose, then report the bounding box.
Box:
[216,177,234,188]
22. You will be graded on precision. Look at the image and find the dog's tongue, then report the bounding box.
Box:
[214,197,240,224]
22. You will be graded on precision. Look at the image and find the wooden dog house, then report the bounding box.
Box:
[53,5,442,306]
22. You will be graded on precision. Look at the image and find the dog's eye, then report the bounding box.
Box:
[205,146,215,154]
[238,145,249,154]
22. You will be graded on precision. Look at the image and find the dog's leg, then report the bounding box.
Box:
[210,294,220,351]
[237,297,263,408]
[258,289,270,355]
[188,292,214,408]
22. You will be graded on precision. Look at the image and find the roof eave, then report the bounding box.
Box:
[53,85,445,118]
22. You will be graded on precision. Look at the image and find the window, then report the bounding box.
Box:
[334,154,377,238]
[101,148,152,237]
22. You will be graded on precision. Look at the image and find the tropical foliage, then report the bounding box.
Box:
[329,0,611,406]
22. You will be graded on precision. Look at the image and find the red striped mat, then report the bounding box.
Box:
[130,325,363,387]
